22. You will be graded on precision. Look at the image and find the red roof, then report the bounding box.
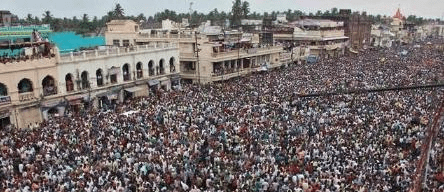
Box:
[393,8,405,20]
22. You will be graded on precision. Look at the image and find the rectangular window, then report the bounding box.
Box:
[113,40,120,46]
[123,40,130,47]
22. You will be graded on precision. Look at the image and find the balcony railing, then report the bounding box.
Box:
[43,86,58,96]
[211,46,283,58]
[19,92,35,102]
[59,43,178,62]
[138,33,194,39]
[0,96,11,106]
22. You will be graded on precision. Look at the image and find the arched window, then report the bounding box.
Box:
[109,66,118,84]
[18,78,33,93]
[122,64,130,81]
[148,60,155,76]
[96,69,103,86]
[169,57,176,73]
[65,74,74,92]
[159,59,165,75]
[136,62,143,79]
[42,75,57,96]
[81,71,89,89]
[0,83,7,96]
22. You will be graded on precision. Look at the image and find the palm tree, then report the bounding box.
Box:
[241,1,250,19]
[113,3,125,19]
[42,10,53,24]
[26,14,33,24]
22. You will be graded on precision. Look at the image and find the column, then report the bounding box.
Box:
[240,59,244,70]
[234,60,238,71]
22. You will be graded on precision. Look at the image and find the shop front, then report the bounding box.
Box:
[65,94,89,114]
[0,108,11,129]
[124,85,148,100]
[41,99,66,120]
[95,88,121,110]
[148,79,160,94]
[171,74,181,90]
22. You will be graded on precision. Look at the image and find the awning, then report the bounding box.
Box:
[322,36,349,41]
[66,94,88,101]
[240,37,251,42]
[41,99,64,108]
[66,94,88,105]
[125,86,148,97]
[0,109,10,119]
[95,88,121,100]
[148,79,160,86]
[106,93,120,100]
[125,86,145,93]
[349,48,358,54]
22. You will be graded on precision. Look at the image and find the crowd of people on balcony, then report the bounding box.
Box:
[0,41,443,191]
[0,42,54,64]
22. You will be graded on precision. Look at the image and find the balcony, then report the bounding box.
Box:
[19,92,35,102]
[59,43,178,63]
[0,96,11,106]
[43,86,58,97]
[210,47,283,61]
[138,33,194,39]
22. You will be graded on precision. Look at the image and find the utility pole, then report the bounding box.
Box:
[194,32,201,84]
[291,31,294,65]
[237,32,241,80]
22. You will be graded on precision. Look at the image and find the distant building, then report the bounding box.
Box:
[370,24,395,47]
[128,19,286,84]
[0,11,13,27]
[274,19,349,60]
[241,19,263,32]
[390,8,406,40]
[274,14,288,24]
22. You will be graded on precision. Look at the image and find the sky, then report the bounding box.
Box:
[3,0,444,20]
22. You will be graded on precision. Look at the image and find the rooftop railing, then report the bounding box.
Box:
[59,43,178,62]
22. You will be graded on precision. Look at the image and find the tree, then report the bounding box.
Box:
[241,1,250,19]
[231,0,243,27]
[34,16,40,24]
[315,10,323,16]
[136,13,146,22]
[26,14,33,24]
[331,7,339,16]
[42,11,53,24]
[323,10,331,17]
[113,3,125,19]
[82,14,89,23]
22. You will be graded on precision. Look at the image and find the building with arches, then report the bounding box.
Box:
[56,40,180,112]
[106,19,286,84]
[0,51,59,129]
[0,21,180,129]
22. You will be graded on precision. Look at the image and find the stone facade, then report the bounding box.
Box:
[0,56,58,128]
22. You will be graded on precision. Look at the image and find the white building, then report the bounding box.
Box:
[371,25,395,48]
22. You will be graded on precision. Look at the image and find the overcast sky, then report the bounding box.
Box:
[3,0,444,20]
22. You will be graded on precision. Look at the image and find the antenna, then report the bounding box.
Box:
[189,2,194,22]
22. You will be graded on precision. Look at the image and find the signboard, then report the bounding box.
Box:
[0,109,10,119]
[0,96,11,106]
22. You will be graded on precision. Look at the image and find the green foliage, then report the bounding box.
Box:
[19,4,432,36]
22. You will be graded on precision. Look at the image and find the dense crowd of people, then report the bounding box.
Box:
[1,42,444,191]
